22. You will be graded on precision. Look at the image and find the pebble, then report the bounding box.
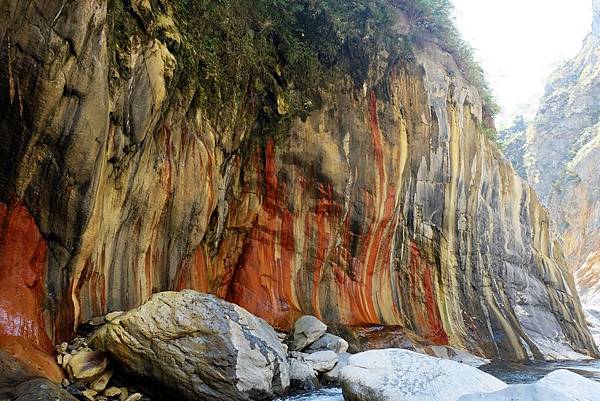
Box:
[104,386,121,397]
[55,337,149,401]
[62,353,72,367]
[58,342,69,353]
[124,393,142,401]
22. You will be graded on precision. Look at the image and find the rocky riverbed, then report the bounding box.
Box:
[3,290,598,401]
[279,360,600,401]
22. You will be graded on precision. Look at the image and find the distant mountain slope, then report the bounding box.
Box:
[499,0,600,343]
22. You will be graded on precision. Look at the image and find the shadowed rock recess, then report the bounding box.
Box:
[0,0,596,364]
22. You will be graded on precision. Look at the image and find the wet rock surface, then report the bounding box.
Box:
[0,350,77,401]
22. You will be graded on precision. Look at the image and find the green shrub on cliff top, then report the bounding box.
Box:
[107,0,497,141]
[394,0,499,116]
[165,0,411,140]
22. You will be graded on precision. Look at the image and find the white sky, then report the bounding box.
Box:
[453,0,593,128]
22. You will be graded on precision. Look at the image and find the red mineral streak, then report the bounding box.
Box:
[357,91,401,323]
[227,139,303,329]
[0,199,52,353]
[176,245,210,294]
[223,97,437,335]
[408,242,449,344]
[369,91,385,182]
[0,335,64,383]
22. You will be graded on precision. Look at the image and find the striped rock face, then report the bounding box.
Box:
[0,0,596,363]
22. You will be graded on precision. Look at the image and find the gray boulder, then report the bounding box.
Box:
[323,352,351,383]
[91,290,289,401]
[290,351,338,373]
[288,358,319,391]
[305,333,349,354]
[288,316,327,351]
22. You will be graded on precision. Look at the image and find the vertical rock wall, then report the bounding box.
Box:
[0,0,596,361]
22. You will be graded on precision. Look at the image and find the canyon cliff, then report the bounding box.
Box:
[500,0,600,341]
[0,0,596,365]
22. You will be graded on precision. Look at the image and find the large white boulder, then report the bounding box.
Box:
[459,369,600,401]
[458,384,574,401]
[91,291,289,401]
[538,369,600,401]
[339,349,506,401]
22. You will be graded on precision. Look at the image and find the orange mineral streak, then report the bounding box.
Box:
[176,245,210,294]
[228,139,303,329]
[230,94,409,330]
[362,91,400,322]
[0,200,53,353]
[0,200,63,382]
[408,242,449,344]
[0,335,64,383]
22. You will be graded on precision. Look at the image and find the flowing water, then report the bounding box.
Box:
[279,359,600,401]
[480,359,600,383]
[280,388,343,401]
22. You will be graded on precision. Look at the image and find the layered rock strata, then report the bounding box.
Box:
[0,0,596,362]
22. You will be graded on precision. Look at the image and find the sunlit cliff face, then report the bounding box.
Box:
[0,0,596,364]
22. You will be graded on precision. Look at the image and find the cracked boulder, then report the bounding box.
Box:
[91,290,290,401]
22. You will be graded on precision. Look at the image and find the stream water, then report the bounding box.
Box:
[279,359,600,401]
